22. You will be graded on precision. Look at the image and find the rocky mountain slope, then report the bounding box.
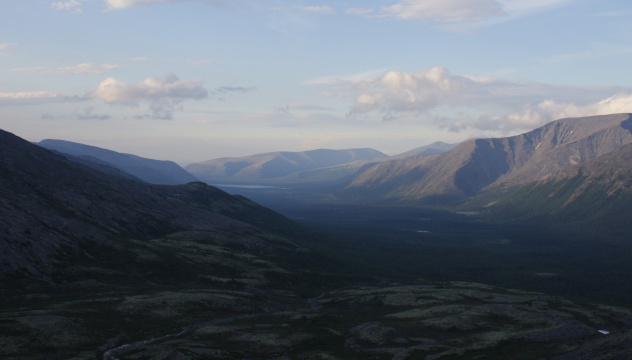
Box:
[484,140,632,232]
[339,113,632,203]
[38,139,199,185]
[1,129,328,281]
[186,148,388,184]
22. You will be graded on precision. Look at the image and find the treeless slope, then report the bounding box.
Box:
[339,113,632,202]
[0,129,309,277]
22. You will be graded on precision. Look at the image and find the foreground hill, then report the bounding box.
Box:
[38,139,199,185]
[186,148,388,184]
[339,113,632,204]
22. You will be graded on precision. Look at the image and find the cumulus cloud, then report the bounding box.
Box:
[382,0,503,22]
[349,67,469,114]
[304,5,335,14]
[11,63,119,75]
[313,66,632,132]
[51,0,83,13]
[90,74,208,119]
[503,94,632,130]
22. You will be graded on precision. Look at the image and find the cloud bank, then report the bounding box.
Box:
[314,66,632,132]
[0,91,59,105]
[90,74,208,119]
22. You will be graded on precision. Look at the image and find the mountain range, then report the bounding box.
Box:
[185,148,388,184]
[3,121,632,359]
[38,139,199,185]
[338,114,632,203]
[1,130,329,281]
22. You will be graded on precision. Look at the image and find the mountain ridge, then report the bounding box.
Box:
[38,139,199,185]
[1,130,319,279]
[338,113,632,203]
[186,147,388,184]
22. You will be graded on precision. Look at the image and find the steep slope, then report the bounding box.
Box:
[38,139,199,185]
[485,141,632,233]
[392,141,457,158]
[186,148,388,184]
[0,130,327,281]
[339,113,632,203]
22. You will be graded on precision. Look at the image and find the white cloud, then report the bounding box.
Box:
[348,67,469,114]
[304,6,335,14]
[347,0,575,27]
[11,63,119,75]
[90,74,208,119]
[0,91,58,100]
[503,94,632,129]
[0,91,59,105]
[382,0,504,23]
[51,0,83,13]
[313,66,632,132]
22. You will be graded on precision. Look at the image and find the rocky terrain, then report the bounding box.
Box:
[338,113,632,202]
[3,281,631,359]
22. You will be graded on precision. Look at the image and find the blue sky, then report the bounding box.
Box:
[1,0,632,163]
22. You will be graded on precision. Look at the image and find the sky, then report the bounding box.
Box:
[1,0,632,163]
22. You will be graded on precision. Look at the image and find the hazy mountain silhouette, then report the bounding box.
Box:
[186,148,387,184]
[38,139,199,185]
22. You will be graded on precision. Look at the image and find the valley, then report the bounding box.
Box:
[3,113,632,359]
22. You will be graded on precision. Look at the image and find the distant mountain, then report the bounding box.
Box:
[186,148,388,184]
[338,113,632,204]
[38,139,199,185]
[392,141,457,158]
